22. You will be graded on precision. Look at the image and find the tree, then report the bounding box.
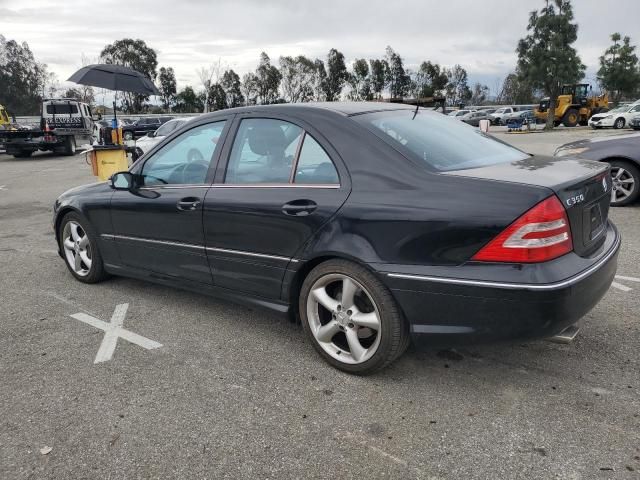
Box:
[174,86,203,113]
[100,38,158,113]
[255,52,281,104]
[347,58,371,101]
[497,72,536,104]
[44,72,60,99]
[312,59,327,101]
[279,55,316,102]
[470,83,490,105]
[597,33,640,105]
[158,66,177,111]
[445,64,472,105]
[324,48,348,101]
[516,0,585,129]
[207,83,227,111]
[197,59,223,113]
[369,59,388,99]
[241,73,259,105]
[221,69,244,108]
[410,61,448,98]
[0,35,47,114]
[385,46,410,99]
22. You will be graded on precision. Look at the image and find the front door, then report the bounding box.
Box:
[203,115,350,299]
[110,118,230,284]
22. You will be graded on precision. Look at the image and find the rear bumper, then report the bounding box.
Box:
[379,222,620,346]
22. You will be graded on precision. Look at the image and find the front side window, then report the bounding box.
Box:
[356,110,528,172]
[140,121,225,186]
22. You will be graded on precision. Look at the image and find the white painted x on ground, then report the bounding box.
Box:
[611,275,640,292]
[70,303,162,363]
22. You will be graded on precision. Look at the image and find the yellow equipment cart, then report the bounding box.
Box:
[87,145,129,181]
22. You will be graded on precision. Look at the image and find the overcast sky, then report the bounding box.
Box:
[2,0,640,96]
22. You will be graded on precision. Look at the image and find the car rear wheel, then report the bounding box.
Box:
[63,136,76,156]
[123,131,134,140]
[300,259,409,375]
[609,160,639,207]
[613,118,625,130]
[59,213,108,283]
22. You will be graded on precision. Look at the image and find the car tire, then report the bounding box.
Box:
[63,136,76,156]
[123,131,133,140]
[299,259,409,375]
[13,151,33,158]
[58,212,108,283]
[609,160,639,207]
[562,109,579,127]
[613,118,625,130]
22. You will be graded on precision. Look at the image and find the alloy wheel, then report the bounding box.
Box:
[306,273,381,365]
[610,166,635,204]
[62,221,92,277]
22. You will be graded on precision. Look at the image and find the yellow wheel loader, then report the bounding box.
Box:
[535,84,609,127]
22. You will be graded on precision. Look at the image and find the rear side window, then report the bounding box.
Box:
[356,110,528,171]
[294,135,339,184]
[46,104,78,115]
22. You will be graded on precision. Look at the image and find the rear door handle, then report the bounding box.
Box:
[282,199,317,216]
[177,197,201,211]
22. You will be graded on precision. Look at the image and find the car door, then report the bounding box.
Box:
[109,117,231,284]
[203,115,351,299]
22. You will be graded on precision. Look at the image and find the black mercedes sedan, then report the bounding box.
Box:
[555,133,640,206]
[53,103,620,374]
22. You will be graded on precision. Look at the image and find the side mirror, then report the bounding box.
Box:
[110,171,134,190]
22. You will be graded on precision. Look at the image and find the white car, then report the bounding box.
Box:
[447,109,474,119]
[489,107,517,125]
[589,102,640,129]
[134,117,194,157]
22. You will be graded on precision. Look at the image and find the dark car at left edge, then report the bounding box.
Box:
[122,116,173,140]
[52,102,620,374]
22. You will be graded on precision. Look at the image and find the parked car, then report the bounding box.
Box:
[503,109,534,124]
[489,106,518,125]
[630,115,640,130]
[461,111,493,127]
[134,117,194,158]
[447,109,474,119]
[588,102,640,129]
[53,103,620,374]
[555,133,640,206]
[122,116,173,140]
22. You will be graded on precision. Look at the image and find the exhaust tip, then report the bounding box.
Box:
[548,324,580,344]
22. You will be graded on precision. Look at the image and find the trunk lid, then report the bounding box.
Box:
[444,156,611,257]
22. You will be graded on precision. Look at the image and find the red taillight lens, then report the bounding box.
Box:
[472,195,573,263]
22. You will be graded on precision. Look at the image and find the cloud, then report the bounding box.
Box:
[2,0,639,96]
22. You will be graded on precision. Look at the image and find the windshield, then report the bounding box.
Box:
[355,109,529,171]
[609,107,627,113]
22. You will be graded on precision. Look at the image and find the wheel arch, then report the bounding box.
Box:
[54,206,83,244]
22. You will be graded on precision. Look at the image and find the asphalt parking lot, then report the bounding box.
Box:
[1,128,639,479]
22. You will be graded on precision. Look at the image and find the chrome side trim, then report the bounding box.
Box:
[102,234,204,251]
[211,184,340,189]
[206,246,298,263]
[101,234,299,263]
[387,234,620,291]
[138,184,211,190]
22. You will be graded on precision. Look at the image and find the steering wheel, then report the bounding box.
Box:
[176,161,209,184]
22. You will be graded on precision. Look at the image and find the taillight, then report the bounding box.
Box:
[472,195,572,263]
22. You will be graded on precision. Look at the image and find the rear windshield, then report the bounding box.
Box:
[355,110,528,171]
[46,104,78,115]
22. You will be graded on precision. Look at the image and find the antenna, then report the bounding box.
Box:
[412,99,419,120]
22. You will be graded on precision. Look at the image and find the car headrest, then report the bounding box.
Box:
[248,124,286,156]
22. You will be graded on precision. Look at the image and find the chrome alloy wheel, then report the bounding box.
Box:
[306,273,381,364]
[610,166,635,204]
[62,221,92,277]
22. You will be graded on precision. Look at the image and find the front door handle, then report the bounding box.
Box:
[282,199,317,216]
[177,197,201,211]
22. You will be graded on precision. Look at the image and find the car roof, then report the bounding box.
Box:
[197,101,416,120]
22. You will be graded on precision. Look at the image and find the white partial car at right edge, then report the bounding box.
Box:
[589,101,640,130]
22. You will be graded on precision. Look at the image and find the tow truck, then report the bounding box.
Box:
[0,99,99,158]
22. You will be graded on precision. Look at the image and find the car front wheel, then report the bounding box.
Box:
[59,213,108,283]
[300,259,409,375]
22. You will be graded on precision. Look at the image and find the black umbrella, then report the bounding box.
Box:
[67,64,160,96]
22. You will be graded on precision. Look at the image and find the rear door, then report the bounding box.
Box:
[203,114,351,299]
